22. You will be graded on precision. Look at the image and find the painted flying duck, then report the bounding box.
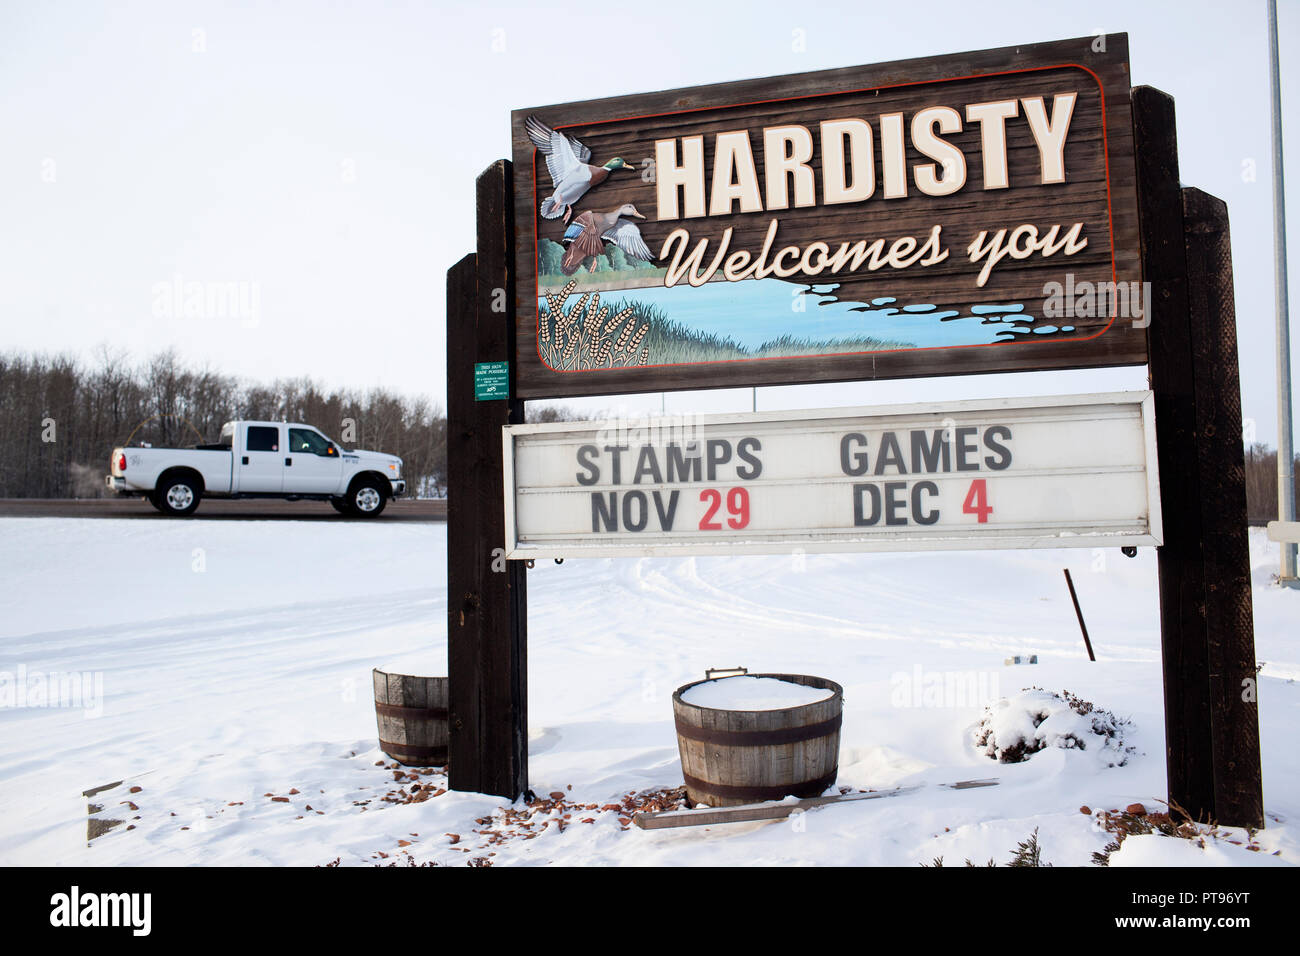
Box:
[560,204,654,275]
[526,115,635,223]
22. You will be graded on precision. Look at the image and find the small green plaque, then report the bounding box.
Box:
[474,361,510,401]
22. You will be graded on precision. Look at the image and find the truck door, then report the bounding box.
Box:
[237,424,284,493]
[286,427,344,494]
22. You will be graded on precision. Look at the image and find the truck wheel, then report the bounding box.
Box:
[154,476,202,517]
[329,497,350,515]
[347,479,388,518]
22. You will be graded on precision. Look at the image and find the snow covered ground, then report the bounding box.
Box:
[0,516,1295,866]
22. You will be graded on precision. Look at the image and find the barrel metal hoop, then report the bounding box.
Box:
[378,740,448,760]
[674,712,841,747]
[682,767,839,802]
[375,702,449,720]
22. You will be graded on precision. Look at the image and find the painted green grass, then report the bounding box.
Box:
[603,300,913,364]
[539,268,666,289]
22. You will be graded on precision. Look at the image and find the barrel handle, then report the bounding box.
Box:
[705,666,748,680]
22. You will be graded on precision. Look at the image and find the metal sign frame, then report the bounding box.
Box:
[503,391,1162,559]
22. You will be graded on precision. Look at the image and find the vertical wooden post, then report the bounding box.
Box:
[445,160,528,800]
[1134,86,1263,828]
[1180,186,1263,827]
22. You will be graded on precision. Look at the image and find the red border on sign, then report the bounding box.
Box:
[527,62,1118,376]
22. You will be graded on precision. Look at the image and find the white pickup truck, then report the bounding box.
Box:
[106,420,406,517]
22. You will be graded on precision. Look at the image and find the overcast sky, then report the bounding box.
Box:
[1,0,1296,443]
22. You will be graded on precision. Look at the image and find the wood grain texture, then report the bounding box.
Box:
[373,668,449,766]
[1138,87,1263,829]
[512,34,1144,398]
[446,163,530,800]
[672,674,842,808]
[1136,85,1216,825]
[445,252,482,786]
[1180,186,1263,829]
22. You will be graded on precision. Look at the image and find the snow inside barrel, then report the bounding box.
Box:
[672,671,843,807]
[373,668,448,767]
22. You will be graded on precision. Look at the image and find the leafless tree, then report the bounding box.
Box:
[0,349,452,499]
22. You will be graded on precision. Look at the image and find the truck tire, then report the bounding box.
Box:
[153,474,202,517]
[329,497,350,515]
[347,478,388,518]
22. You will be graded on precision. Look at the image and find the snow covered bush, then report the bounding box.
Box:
[973,688,1135,766]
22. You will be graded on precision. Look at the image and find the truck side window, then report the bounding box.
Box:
[289,428,332,456]
[247,426,279,453]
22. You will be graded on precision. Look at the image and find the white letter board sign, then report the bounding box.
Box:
[503,392,1161,559]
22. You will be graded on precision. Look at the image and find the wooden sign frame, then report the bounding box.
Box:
[447,45,1264,832]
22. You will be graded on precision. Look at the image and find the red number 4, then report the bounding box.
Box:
[962,479,992,523]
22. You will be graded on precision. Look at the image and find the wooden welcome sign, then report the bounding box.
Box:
[455,34,1261,829]
[512,35,1143,398]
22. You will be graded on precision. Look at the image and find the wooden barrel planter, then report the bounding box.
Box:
[672,672,843,807]
[373,668,448,767]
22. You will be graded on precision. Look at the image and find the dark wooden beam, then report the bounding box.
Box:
[445,159,529,800]
[1133,84,1214,823]
[1180,186,1263,828]
[1134,86,1263,828]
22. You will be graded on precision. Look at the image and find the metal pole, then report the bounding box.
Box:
[1063,568,1096,661]
[1269,0,1298,581]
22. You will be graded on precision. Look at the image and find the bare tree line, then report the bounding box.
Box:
[1245,443,1300,525]
[4,347,1293,517]
[0,349,448,498]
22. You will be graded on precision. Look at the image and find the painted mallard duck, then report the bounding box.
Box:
[526,115,634,223]
[560,204,653,274]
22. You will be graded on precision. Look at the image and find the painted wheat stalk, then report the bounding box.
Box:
[538,285,656,371]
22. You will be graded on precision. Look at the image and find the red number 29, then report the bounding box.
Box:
[699,487,750,530]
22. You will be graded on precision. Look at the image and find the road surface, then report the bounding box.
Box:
[0,497,447,522]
